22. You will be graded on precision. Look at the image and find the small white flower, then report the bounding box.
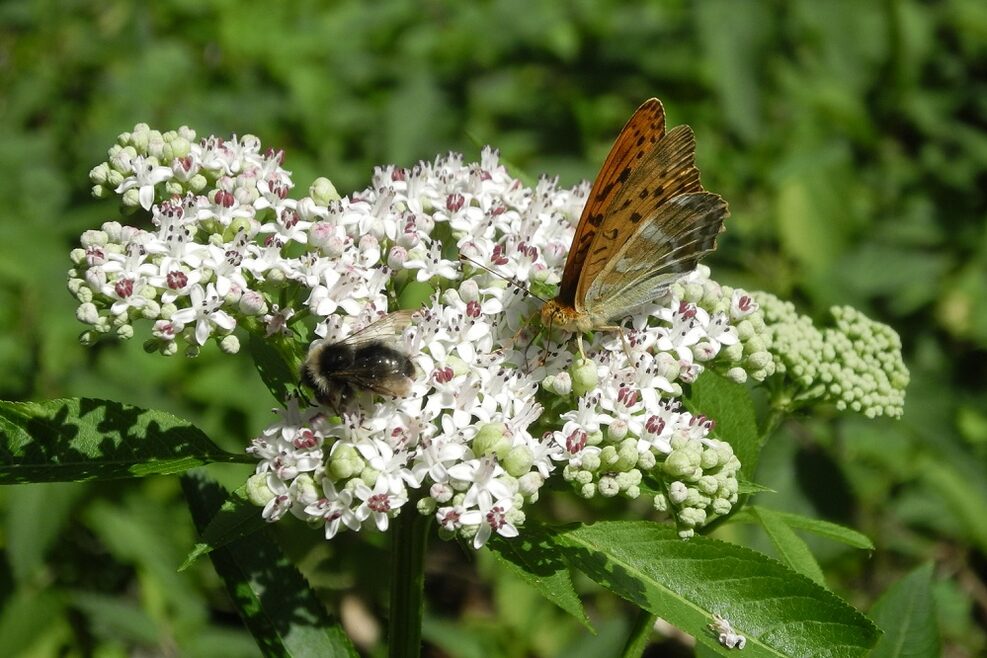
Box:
[170,283,236,345]
[115,155,173,210]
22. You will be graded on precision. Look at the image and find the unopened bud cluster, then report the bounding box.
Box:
[756,292,908,418]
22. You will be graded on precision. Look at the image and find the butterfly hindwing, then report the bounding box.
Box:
[584,192,728,319]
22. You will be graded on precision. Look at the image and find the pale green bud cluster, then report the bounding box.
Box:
[651,433,741,538]
[90,124,202,204]
[756,292,908,418]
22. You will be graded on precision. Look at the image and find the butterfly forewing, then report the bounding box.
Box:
[558,99,666,307]
[574,123,708,310]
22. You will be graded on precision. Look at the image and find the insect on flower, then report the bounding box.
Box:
[302,310,418,408]
[540,98,729,356]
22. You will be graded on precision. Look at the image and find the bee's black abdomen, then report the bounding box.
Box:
[353,343,415,379]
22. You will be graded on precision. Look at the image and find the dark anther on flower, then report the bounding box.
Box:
[446,193,465,212]
[566,429,588,453]
[281,207,300,228]
[270,178,290,199]
[391,167,407,181]
[114,278,134,298]
[215,189,235,208]
[617,387,639,407]
[176,156,194,173]
[434,367,455,384]
[646,416,666,435]
[85,246,105,266]
[166,271,188,290]
[264,147,285,165]
[293,429,319,450]
[368,494,391,513]
[678,301,697,320]
[486,506,507,528]
[466,300,482,318]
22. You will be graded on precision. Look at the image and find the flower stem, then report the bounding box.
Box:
[387,509,432,658]
[620,608,656,657]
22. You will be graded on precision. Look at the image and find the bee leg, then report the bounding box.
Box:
[576,334,586,360]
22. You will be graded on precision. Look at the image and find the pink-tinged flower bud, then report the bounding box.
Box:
[387,246,408,269]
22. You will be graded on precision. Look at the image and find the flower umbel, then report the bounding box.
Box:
[73,124,908,546]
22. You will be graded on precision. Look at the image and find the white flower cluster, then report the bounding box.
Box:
[73,124,770,546]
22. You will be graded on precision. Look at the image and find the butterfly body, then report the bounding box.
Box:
[542,98,728,351]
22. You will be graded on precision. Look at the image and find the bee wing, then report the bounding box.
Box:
[338,310,416,349]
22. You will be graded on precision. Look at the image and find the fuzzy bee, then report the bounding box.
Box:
[302,310,418,408]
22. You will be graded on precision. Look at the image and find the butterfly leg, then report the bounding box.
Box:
[576,333,586,360]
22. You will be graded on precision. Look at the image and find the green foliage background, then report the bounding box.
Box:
[1,0,985,655]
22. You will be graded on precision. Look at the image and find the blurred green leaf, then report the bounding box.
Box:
[748,506,825,584]
[684,370,759,477]
[869,563,940,658]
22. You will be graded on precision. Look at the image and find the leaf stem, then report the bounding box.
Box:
[387,508,432,658]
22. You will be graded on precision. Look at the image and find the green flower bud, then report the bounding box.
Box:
[189,174,208,192]
[328,444,362,479]
[311,177,341,205]
[571,357,598,396]
[504,445,534,477]
[473,423,509,458]
[121,188,141,208]
[417,497,436,515]
[246,473,276,506]
[219,335,240,354]
[598,476,619,497]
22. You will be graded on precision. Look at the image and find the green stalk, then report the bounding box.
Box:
[387,509,432,658]
[620,608,657,657]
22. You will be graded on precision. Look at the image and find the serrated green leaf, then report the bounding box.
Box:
[738,479,776,495]
[181,470,358,658]
[0,398,249,484]
[558,521,880,657]
[179,485,267,571]
[488,526,592,631]
[684,371,760,476]
[749,507,826,585]
[869,563,940,658]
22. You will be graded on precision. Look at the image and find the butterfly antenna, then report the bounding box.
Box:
[457,253,547,303]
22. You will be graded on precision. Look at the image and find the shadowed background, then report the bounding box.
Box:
[1,1,985,656]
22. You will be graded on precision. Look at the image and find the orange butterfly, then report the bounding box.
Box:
[540,98,728,356]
